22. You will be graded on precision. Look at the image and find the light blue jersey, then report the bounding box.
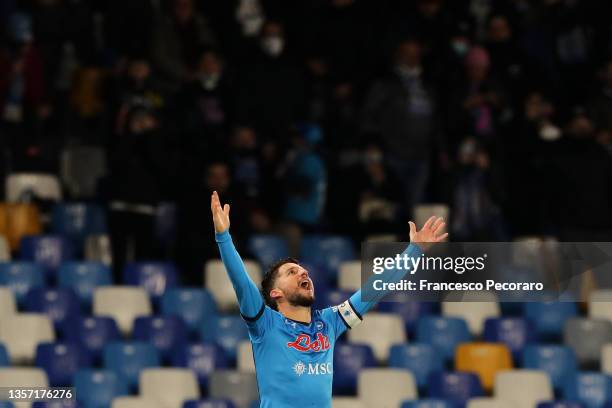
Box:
[215,230,422,408]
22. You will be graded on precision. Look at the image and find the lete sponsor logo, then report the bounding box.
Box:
[287,333,330,352]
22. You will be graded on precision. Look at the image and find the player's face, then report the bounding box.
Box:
[275,262,315,307]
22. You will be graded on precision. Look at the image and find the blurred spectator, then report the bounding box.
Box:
[151,0,216,89]
[362,38,440,217]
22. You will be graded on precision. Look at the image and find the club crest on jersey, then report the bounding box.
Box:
[287,332,330,352]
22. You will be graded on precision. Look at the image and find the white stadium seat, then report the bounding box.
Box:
[205,259,262,311]
[0,235,10,261]
[589,290,612,323]
[467,398,517,408]
[494,370,553,408]
[332,397,367,408]
[442,291,500,335]
[6,173,62,203]
[338,261,362,291]
[0,287,16,319]
[112,397,163,408]
[348,312,406,363]
[602,344,612,374]
[0,313,55,364]
[85,234,113,267]
[237,340,255,373]
[93,286,152,335]
[139,368,199,408]
[0,367,48,408]
[209,370,259,408]
[358,368,417,408]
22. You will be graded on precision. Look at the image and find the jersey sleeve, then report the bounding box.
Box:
[319,305,352,340]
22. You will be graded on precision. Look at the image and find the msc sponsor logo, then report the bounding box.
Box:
[287,333,330,352]
[293,361,333,376]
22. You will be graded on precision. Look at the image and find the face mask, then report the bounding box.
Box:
[452,40,469,56]
[539,123,561,141]
[261,36,284,57]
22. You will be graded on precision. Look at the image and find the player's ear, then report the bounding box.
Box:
[270,288,283,301]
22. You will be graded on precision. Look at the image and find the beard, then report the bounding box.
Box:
[286,290,315,308]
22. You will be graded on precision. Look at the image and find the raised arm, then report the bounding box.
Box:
[212,191,264,319]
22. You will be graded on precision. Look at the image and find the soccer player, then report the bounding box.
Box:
[211,191,447,407]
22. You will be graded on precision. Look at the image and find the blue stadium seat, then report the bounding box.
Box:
[300,235,355,275]
[20,235,75,274]
[537,402,586,408]
[0,343,8,366]
[62,316,120,364]
[103,342,160,390]
[133,316,188,360]
[0,402,13,408]
[183,400,236,408]
[25,288,81,329]
[58,262,112,306]
[523,345,577,391]
[483,317,535,359]
[0,261,45,305]
[401,400,456,408]
[201,316,248,363]
[32,402,80,408]
[247,235,289,268]
[171,344,229,390]
[416,317,471,361]
[389,344,444,389]
[51,203,107,250]
[564,373,612,408]
[379,300,437,335]
[524,302,577,340]
[332,343,376,395]
[73,369,128,408]
[427,372,484,404]
[161,288,217,336]
[123,261,178,300]
[35,342,92,387]
[315,289,353,310]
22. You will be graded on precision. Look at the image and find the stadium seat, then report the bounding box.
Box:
[182,402,237,408]
[358,369,417,408]
[602,344,612,374]
[202,315,248,363]
[0,367,48,388]
[62,316,121,364]
[416,317,471,361]
[589,290,612,323]
[171,343,228,389]
[494,370,553,408]
[20,235,75,274]
[140,368,200,408]
[58,262,112,306]
[338,261,362,291]
[563,372,612,408]
[25,288,81,329]
[536,402,586,408]
[6,173,62,203]
[427,372,484,405]
[442,292,500,335]
[564,318,612,367]
[0,235,9,261]
[348,312,406,363]
[31,402,80,408]
[483,317,535,359]
[523,345,578,391]
[84,234,112,267]
[93,287,152,335]
[331,398,366,408]
[467,398,515,408]
[35,342,92,387]
[133,316,187,361]
[455,343,513,391]
[103,342,160,390]
[525,302,577,340]
[247,234,289,268]
[161,288,217,336]
[315,289,353,310]
[204,260,262,311]
[401,400,456,408]
[60,146,107,199]
[300,235,356,275]
[333,343,377,395]
[414,204,450,228]
[0,203,42,251]
[0,287,16,318]
[209,371,258,408]
[378,300,436,335]
[0,402,14,408]
[0,313,55,364]
[0,262,45,305]
[111,398,162,408]
[74,369,129,408]
[123,262,178,301]
[237,341,254,373]
[51,203,107,250]
[0,343,8,366]
[389,344,444,389]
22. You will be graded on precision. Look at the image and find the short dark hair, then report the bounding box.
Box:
[261,257,299,311]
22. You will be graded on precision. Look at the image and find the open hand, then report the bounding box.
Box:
[211,191,230,233]
[409,216,448,252]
